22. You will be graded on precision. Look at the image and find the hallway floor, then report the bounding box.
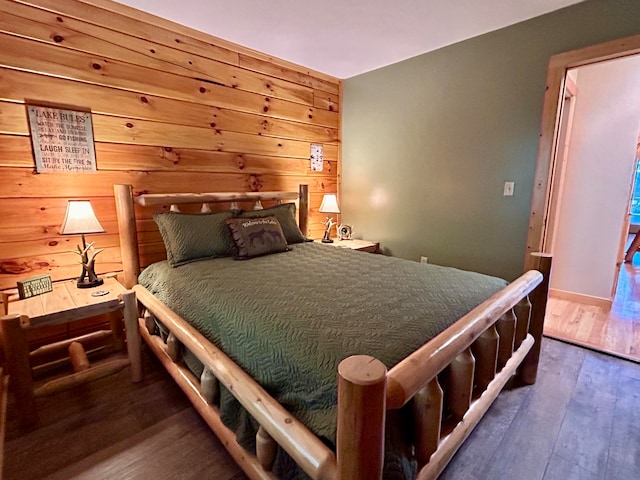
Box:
[543,238,640,362]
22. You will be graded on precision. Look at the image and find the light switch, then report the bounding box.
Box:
[503,181,515,196]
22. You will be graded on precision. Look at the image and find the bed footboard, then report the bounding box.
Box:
[337,253,552,480]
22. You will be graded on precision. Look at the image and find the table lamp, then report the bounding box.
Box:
[319,193,340,243]
[61,200,105,288]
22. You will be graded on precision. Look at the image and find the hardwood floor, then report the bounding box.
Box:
[544,243,640,362]
[4,339,640,480]
[441,337,640,480]
[3,353,246,480]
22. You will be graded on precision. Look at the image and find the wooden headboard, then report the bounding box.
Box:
[113,184,309,288]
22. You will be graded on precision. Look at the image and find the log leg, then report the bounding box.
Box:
[0,314,37,426]
[108,310,125,351]
[121,291,142,382]
[337,355,387,480]
[520,253,552,384]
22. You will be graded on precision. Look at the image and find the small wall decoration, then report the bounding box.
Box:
[27,104,97,173]
[310,143,323,172]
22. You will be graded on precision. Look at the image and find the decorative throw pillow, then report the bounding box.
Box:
[240,203,307,244]
[154,210,238,266]
[226,216,289,259]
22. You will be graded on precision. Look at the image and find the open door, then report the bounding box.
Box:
[542,75,577,254]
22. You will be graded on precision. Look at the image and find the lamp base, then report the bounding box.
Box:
[321,238,334,243]
[77,277,104,289]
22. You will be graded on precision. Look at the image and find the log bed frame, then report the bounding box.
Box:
[114,183,552,480]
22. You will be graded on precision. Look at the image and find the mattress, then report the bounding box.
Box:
[139,242,507,478]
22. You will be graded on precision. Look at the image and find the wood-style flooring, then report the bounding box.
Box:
[544,243,640,363]
[5,339,640,480]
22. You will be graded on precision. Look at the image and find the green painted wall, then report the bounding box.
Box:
[342,0,640,280]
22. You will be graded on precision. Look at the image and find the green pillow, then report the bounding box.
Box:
[226,216,289,259]
[154,210,237,266]
[240,203,306,244]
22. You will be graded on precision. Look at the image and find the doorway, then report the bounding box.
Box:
[527,34,640,361]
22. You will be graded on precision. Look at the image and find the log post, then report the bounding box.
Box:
[143,309,158,335]
[114,184,140,289]
[413,378,443,468]
[495,310,516,371]
[514,296,532,349]
[121,290,142,382]
[68,342,90,372]
[520,253,552,384]
[446,348,475,421]
[337,355,386,480]
[298,184,309,237]
[471,326,499,393]
[108,311,125,351]
[167,332,182,362]
[200,368,219,405]
[256,425,277,471]
[0,314,37,426]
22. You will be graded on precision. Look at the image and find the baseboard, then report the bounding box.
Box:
[549,288,612,309]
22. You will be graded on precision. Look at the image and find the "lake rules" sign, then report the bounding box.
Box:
[27,105,97,173]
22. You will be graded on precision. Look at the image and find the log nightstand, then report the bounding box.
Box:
[0,276,141,426]
[318,238,380,253]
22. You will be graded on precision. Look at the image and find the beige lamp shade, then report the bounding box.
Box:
[319,194,340,214]
[60,200,105,235]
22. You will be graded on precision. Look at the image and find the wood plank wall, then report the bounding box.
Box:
[0,0,341,291]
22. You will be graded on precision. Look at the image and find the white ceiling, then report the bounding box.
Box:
[118,0,584,79]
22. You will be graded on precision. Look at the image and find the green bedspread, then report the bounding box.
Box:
[139,242,507,479]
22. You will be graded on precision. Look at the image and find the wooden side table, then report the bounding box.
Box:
[319,238,380,253]
[0,277,141,426]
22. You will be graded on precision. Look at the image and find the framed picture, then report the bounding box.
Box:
[26,103,97,173]
[337,224,353,240]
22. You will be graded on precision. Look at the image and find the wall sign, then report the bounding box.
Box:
[310,143,324,172]
[27,104,97,173]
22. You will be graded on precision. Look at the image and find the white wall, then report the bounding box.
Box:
[551,55,640,300]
